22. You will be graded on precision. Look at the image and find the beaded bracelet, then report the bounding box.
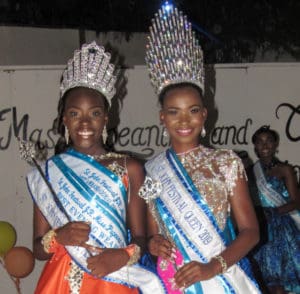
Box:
[124,244,141,266]
[41,229,58,253]
[212,255,228,274]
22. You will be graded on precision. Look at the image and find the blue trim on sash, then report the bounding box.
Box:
[29,152,167,292]
[156,198,203,294]
[167,149,226,241]
[44,159,70,218]
[156,150,236,293]
[166,149,235,293]
[166,149,259,290]
[222,218,236,245]
[156,199,205,262]
[155,198,235,294]
[51,154,127,240]
[67,148,127,204]
[49,153,136,287]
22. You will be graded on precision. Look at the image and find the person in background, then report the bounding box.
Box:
[248,125,300,294]
[138,3,261,293]
[27,41,165,293]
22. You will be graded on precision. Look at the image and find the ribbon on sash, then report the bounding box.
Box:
[27,149,166,293]
[254,161,300,230]
[145,149,261,294]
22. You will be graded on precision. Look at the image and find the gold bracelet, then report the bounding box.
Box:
[41,229,57,253]
[124,244,141,266]
[212,255,228,274]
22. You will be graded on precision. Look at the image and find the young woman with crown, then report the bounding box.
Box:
[26,41,166,293]
[139,4,261,293]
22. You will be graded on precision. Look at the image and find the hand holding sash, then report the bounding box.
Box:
[55,221,91,247]
[55,221,105,255]
[86,248,130,278]
[148,234,176,260]
[174,259,220,289]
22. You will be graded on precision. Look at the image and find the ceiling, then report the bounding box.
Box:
[0,0,299,63]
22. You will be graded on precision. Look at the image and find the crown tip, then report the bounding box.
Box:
[145,3,205,95]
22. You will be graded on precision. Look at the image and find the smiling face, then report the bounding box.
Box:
[63,87,108,155]
[254,131,278,161]
[160,85,207,153]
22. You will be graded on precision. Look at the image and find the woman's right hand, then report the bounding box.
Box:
[55,221,91,247]
[87,248,129,278]
[148,234,175,259]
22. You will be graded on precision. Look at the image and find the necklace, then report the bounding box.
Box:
[91,152,125,161]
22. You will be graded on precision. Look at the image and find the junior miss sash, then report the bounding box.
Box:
[27,148,166,293]
[145,149,260,294]
[253,161,300,230]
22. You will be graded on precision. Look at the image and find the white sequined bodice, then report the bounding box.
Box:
[177,145,245,229]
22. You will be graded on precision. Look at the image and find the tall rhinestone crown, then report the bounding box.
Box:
[145,2,205,95]
[60,41,117,105]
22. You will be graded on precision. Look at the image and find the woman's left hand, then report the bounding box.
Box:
[174,261,216,289]
[87,248,129,278]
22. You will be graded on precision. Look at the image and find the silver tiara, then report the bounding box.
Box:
[60,41,117,105]
[145,2,205,95]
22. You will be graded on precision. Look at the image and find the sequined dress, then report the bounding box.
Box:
[251,170,300,293]
[148,145,246,240]
[176,146,242,230]
[140,145,260,293]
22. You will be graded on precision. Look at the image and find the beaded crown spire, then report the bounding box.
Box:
[145,2,205,95]
[60,41,117,105]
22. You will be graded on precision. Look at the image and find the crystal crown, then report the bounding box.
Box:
[60,41,117,105]
[145,3,205,95]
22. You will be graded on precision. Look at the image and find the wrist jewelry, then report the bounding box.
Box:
[212,255,228,274]
[124,244,141,266]
[41,229,57,253]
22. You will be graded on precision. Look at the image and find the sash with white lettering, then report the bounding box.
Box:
[145,149,260,294]
[27,148,166,293]
[253,161,300,230]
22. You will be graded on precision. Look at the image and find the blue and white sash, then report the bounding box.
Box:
[253,161,300,230]
[145,149,260,294]
[27,149,166,293]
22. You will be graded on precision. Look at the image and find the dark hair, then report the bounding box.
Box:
[53,87,109,155]
[252,125,279,144]
[158,82,204,106]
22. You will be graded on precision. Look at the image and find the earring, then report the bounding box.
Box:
[102,125,108,143]
[163,128,168,138]
[64,126,69,145]
[201,127,206,138]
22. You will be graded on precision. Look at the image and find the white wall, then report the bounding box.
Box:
[0,63,299,293]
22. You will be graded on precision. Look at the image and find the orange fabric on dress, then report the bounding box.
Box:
[122,174,129,190]
[35,245,139,294]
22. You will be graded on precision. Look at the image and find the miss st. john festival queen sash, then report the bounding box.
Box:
[145,149,261,294]
[27,148,166,293]
[254,161,300,230]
